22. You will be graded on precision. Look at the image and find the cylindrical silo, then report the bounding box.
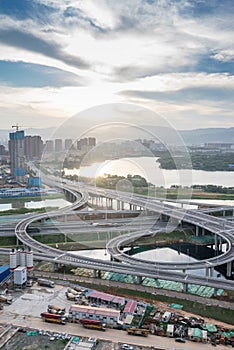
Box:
[26,247,33,270]
[10,248,17,271]
[20,247,26,267]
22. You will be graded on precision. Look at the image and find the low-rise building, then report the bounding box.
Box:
[68,304,120,326]
[123,300,137,316]
[87,290,125,309]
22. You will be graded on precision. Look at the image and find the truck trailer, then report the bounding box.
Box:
[79,319,106,331]
[127,328,149,337]
[40,312,67,325]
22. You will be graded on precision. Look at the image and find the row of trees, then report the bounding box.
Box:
[158,152,234,171]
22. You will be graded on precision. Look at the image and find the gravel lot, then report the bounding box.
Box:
[0,283,231,350]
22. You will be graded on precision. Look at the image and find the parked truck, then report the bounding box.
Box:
[37,278,54,288]
[40,312,67,325]
[0,295,12,304]
[66,291,79,301]
[79,319,106,331]
[127,328,149,337]
[47,305,65,315]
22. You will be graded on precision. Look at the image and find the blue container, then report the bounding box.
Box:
[0,265,11,283]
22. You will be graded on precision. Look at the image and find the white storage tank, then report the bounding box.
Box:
[26,247,33,270]
[20,247,26,267]
[10,249,17,271]
[14,266,27,286]
[16,247,21,267]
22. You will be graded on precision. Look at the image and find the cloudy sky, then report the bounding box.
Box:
[0,0,233,130]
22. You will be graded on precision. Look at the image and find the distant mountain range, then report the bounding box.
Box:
[179,127,234,145]
[0,126,233,146]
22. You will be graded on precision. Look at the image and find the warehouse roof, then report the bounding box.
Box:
[87,290,114,302]
[123,300,137,314]
[69,304,120,317]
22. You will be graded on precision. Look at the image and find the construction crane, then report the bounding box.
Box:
[12,124,22,131]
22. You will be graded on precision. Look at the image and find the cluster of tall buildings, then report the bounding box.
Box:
[1,127,97,183]
[44,137,96,153]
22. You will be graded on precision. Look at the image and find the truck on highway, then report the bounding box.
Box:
[40,312,67,325]
[79,319,106,331]
[127,327,149,337]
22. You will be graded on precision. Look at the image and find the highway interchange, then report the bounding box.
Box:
[1,175,234,292]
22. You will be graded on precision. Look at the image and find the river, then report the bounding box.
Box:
[64,156,234,188]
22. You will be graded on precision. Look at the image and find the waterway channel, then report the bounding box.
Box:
[64,156,234,187]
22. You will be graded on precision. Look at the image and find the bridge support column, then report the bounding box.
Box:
[183,283,188,293]
[136,276,142,284]
[210,267,214,277]
[93,269,97,278]
[227,262,232,277]
[195,226,199,237]
[214,234,218,252]
[117,200,120,210]
[98,270,102,278]
[121,201,125,210]
[202,228,205,236]
[52,263,59,272]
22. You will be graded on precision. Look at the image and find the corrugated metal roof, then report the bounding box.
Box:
[112,296,125,304]
[87,290,114,302]
[123,300,137,314]
[0,265,10,274]
[69,304,120,317]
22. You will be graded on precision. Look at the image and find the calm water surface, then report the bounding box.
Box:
[65,156,234,187]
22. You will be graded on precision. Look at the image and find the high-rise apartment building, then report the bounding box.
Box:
[8,129,26,183]
[44,140,53,153]
[64,139,73,150]
[54,139,63,152]
[88,137,96,147]
[24,135,43,160]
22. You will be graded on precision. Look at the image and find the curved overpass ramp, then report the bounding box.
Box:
[13,183,234,291]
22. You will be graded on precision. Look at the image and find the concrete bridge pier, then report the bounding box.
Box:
[136,276,142,284]
[206,266,214,277]
[195,225,199,237]
[183,282,188,293]
[52,262,59,272]
[227,261,232,277]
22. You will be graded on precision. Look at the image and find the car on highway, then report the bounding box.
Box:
[175,338,186,343]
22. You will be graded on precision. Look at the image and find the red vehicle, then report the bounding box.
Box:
[40,312,67,325]
[79,319,101,325]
